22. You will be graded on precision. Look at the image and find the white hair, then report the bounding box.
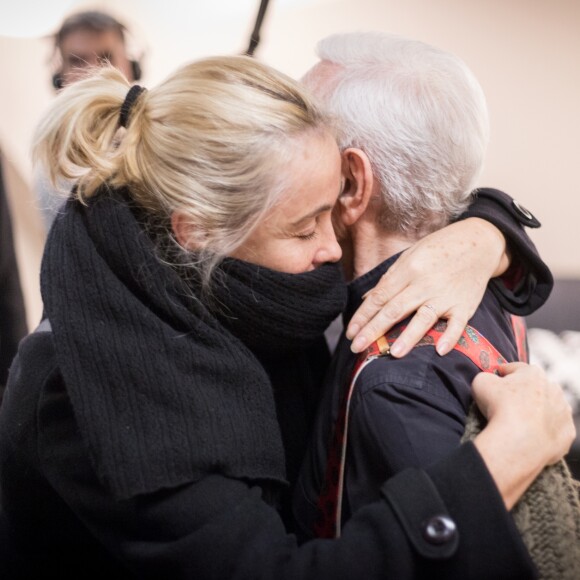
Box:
[303,31,490,236]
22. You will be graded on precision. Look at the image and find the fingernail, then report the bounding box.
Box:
[346,323,359,340]
[390,341,404,357]
[351,336,367,353]
[436,340,450,356]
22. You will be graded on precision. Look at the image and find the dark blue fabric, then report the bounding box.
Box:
[295,253,522,534]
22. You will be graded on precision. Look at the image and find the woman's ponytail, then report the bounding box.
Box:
[33,66,135,201]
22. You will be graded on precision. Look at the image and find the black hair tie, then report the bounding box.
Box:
[119,85,146,128]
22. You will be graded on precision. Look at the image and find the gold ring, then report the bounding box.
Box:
[422,303,438,317]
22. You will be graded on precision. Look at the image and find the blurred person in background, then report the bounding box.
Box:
[37,10,143,231]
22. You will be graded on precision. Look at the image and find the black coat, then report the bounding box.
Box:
[0,325,535,579]
[0,188,545,579]
[0,156,27,395]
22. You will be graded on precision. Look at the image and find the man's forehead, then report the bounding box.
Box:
[301,61,342,100]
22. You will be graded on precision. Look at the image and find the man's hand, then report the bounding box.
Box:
[346,218,509,355]
[473,363,576,510]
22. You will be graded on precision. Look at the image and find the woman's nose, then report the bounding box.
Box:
[313,223,342,266]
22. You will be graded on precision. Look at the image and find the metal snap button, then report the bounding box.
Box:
[422,514,457,545]
[512,199,535,221]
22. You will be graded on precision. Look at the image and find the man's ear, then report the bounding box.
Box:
[171,210,202,250]
[337,147,375,227]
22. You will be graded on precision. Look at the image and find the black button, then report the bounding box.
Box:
[422,515,457,545]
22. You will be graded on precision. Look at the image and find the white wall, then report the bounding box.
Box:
[1,0,579,325]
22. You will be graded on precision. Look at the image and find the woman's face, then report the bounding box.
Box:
[231,131,343,273]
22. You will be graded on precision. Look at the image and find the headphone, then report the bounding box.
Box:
[51,11,144,91]
[52,59,141,90]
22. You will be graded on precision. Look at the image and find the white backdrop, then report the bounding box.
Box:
[1,0,579,325]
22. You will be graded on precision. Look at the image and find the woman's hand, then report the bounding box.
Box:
[472,363,575,509]
[346,218,510,355]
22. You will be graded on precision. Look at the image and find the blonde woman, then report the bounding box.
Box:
[0,56,572,578]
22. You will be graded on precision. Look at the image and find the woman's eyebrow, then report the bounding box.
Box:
[290,203,334,227]
[290,178,344,227]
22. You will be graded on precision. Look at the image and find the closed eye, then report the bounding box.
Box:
[296,231,318,241]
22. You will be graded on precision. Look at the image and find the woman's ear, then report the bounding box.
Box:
[171,210,199,250]
[337,148,375,227]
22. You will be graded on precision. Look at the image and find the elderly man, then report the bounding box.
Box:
[294,32,566,550]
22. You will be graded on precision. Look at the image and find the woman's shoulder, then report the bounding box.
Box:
[0,319,62,474]
[3,319,58,401]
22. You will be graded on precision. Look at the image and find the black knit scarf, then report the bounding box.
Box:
[41,187,346,500]
[211,258,345,353]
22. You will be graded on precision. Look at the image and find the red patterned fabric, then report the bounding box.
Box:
[511,315,528,363]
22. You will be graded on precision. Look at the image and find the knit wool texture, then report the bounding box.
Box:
[462,405,580,579]
[41,186,346,500]
[211,258,346,354]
